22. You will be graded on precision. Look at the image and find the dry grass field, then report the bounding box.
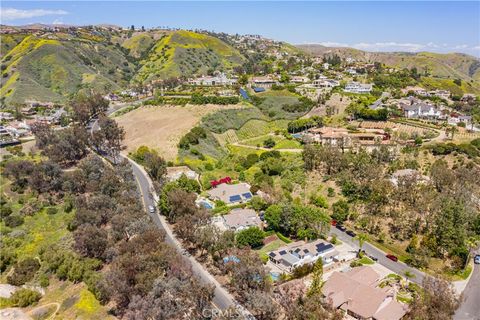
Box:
[116,104,243,160]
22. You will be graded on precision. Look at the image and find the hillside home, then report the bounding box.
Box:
[291,76,310,83]
[323,266,407,320]
[313,79,340,88]
[0,112,14,121]
[189,73,237,86]
[221,208,262,232]
[166,166,199,182]
[207,182,253,205]
[268,239,339,272]
[448,114,472,126]
[402,86,428,96]
[250,76,277,89]
[401,102,441,119]
[346,68,357,75]
[344,82,373,94]
[429,89,451,99]
[303,127,351,147]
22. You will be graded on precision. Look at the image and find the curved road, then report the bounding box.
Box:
[92,103,247,316]
[127,158,239,311]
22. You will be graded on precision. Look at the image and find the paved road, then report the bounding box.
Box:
[92,104,246,315]
[330,227,425,285]
[455,257,480,320]
[127,159,239,311]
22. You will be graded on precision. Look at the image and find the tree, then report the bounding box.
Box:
[307,258,324,297]
[263,137,276,149]
[9,288,41,307]
[70,92,109,125]
[236,227,265,248]
[91,115,125,160]
[464,236,479,270]
[7,258,40,286]
[331,200,349,222]
[406,276,459,320]
[355,233,368,257]
[73,223,108,259]
[165,189,197,223]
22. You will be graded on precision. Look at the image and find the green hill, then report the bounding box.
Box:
[133,30,245,83]
[1,33,135,104]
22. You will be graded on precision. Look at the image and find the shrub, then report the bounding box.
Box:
[10,288,41,307]
[46,207,58,215]
[0,205,12,218]
[236,227,265,249]
[7,258,40,286]
[332,200,349,223]
[327,187,336,197]
[4,215,24,228]
[39,274,50,288]
[311,195,329,209]
[263,137,276,149]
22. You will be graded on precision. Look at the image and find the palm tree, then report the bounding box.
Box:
[356,233,368,257]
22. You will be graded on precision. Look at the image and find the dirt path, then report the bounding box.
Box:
[27,302,60,320]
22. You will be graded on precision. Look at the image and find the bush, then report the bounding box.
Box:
[0,205,13,218]
[46,207,58,215]
[4,215,24,228]
[311,195,329,209]
[39,274,50,288]
[332,200,349,223]
[327,187,336,197]
[7,258,40,286]
[263,137,276,149]
[236,227,265,249]
[10,288,41,307]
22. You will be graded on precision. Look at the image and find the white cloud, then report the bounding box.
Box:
[1,8,68,22]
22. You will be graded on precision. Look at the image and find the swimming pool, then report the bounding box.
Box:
[270,272,280,282]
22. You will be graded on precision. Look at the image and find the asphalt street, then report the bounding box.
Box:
[455,255,480,320]
[330,227,425,285]
[127,158,241,312]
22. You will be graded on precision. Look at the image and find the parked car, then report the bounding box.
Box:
[331,220,337,226]
[148,205,156,213]
[336,224,346,232]
[346,230,356,237]
[474,255,480,264]
[386,254,398,262]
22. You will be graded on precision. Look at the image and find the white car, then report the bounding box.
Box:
[148,205,156,213]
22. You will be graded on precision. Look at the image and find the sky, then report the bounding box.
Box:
[2,1,479,56]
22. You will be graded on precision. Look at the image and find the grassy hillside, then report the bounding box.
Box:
[1,33,135,104]
[133,30,244,83]
[122,32,155,59]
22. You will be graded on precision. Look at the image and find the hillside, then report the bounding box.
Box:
[132,30,245,83]
[298,44,480,92]
[1,32,135,104]
[0,28,245,104]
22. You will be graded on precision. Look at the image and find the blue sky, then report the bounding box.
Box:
[2,1,479,56]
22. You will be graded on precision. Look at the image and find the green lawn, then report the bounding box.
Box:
[256,238,287,262]
[358,256,375,265]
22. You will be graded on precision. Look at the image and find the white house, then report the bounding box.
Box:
[401,102,441,119]
[189,73,237,86]
[221,208,262,232]
[344,82,373,94]
[313,79,340,88]
[268,239,339,272]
